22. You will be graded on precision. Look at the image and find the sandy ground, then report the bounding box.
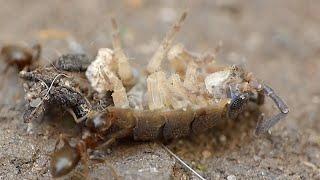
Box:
[0,0,320,179]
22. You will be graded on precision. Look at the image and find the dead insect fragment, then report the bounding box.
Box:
[20,65,93,123]
[54,54,91,72]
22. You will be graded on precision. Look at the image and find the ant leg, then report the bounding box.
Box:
[67,108,88,123]
[255,84,289,134]
[89,152,121,180]
[249,90,265,105]
[256,90,265,105]
[77,141,89,178]
[32,44,41,62]
[53,134,72,151]
[0,65,10,90]
[97,128,132,150]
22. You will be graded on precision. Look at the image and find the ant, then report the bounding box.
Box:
[1,43,41,72]
[0,43,41,90]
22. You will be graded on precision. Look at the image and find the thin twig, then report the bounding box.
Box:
[160,143,206,180]
[43,73,68,98]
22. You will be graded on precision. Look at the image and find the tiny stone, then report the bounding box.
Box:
[29,98,42,107]
[26,123,34,134]
[253,155,260,161]
[202,150,212,159]
[219,135,227,143]
[227,175,237,180]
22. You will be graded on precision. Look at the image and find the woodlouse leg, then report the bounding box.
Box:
[255,84,289,134]
[147,11,188,74]
[111,18,135,87]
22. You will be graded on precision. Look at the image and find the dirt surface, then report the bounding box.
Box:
[1,0,320,179]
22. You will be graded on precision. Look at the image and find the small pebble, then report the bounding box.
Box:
[219,135,227,143]
[30,98,42,107]
[253,155,261,161]
[227,175,237,180]
[202,150,212,159]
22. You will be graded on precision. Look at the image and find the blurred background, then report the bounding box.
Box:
[0,0,319,179]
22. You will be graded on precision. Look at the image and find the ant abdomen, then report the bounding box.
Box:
[50,140,81,177]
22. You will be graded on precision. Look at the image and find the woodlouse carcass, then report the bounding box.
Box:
[20,12,289,178]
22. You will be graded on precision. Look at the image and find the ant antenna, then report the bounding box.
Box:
[160,143,206,180]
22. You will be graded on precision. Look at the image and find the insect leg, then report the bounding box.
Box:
[91,156,121,180]
[248,90,265,105]
[0,65,10,90]
[147,11,188,74]
[255,84,289,134]
[67,108,88,123]
[111,18,135,86]
[53,134,70,151]
[31,43,41,62]
[97,128,133,150]
[77,141,89,178]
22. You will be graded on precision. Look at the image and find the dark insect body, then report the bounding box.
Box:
[54,54,91,72]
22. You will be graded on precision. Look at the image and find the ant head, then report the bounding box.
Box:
[85,112,112,132]
[50,139,81,177]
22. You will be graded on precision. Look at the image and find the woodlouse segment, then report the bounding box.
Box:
[107,99,230,141]
[162,108,194,140]
[133,110,166,141]
[191,99,229,134]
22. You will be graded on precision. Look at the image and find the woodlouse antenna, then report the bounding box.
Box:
[147,11,188,74]
[255,84,289,134]
[161,144,206,180]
